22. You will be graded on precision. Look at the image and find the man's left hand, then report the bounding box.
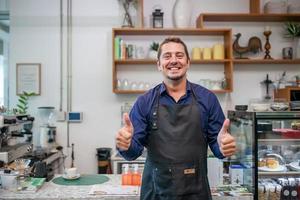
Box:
[217,119,236,157]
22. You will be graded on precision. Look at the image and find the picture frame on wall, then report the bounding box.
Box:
[16,63,41,95]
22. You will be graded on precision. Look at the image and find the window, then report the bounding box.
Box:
[0,10,9,107]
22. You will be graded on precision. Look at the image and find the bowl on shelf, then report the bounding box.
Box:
[249,99,271,112]
[251,103,270,112]
[270,101,289,111]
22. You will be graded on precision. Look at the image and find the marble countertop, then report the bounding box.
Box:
[0,175,139,200]
[0,174,253,200]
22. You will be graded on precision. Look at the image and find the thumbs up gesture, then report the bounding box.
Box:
[115,113,134,151]
[217,119,236,157]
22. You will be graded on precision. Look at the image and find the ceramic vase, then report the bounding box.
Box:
[172,0,192,28]
[293,37,300,59]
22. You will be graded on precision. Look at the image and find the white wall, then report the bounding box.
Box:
[8,0,300,173]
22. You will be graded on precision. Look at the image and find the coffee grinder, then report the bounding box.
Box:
[37,107,57,153]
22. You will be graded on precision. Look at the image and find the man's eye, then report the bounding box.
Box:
[176,54,184,58]
[163,54,171,59]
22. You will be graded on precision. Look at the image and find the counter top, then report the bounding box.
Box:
[0,175,253,200]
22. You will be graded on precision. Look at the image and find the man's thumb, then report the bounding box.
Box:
[123,113,132,129]
[220,119,230,135]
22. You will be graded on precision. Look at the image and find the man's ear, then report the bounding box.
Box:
[157,60,162,71]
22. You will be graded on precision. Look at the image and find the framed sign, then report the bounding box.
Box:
[16,63,41,95]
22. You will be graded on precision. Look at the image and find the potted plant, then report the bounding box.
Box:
[284,22,300,59]
[16,91,35,114]
[148,42,159,59]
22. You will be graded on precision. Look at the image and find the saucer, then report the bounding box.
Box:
[288,162,300,171]
[62,174,80,180]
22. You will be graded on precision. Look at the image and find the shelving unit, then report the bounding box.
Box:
[233,59,300,64]
[196,0,300,28]
[258,139,300,143]
[258,171,300,177]
[112,0,300,94]
[195,0,300,67]
[197,13,300,28]
[112,28,233,94]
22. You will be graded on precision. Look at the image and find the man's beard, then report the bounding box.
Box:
[166,74,185,81]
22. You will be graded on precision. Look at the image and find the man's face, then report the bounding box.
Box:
[157,42,190,81]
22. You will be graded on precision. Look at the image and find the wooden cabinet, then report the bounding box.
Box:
[112,28,233,94]
[274,86,300,102]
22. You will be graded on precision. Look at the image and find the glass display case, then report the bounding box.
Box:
[228,111,300,200]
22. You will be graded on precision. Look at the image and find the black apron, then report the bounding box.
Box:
[140,87,212,200]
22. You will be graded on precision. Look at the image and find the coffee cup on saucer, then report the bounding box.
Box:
[64,167,78,178]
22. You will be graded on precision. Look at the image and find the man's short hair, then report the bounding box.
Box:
[157,37,190,61]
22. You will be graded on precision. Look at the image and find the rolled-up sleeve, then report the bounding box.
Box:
[119,95,149,161]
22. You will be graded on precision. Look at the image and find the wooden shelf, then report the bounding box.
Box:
[113,89,146,94]
[113,89,232,94]
[258,139,300,142]
[116,59,300,65]
[233,59,300,64]
[113,28,231,36]
[115,59,231,65]
[197,13,300,28]
[258,171,300,176]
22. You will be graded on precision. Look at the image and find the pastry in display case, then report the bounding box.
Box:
[228,110,300,200]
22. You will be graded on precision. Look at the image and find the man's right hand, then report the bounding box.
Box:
[115,113,133,151]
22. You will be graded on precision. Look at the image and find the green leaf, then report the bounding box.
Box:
[17,105,25,110]
[19,99,27,104]
[284,21,300,38]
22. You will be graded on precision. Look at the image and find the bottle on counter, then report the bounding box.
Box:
[279,178,290,200]
[121,164,132,185]
[275,184,282,200]
[289,178,298,200]
[258,183,268,200]
[296,178,300,200]
[131,164,141,186]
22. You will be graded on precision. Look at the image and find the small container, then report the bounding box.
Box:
[235,105,248,111]
[258,184,268,200]
[0,170,19,191]
[121,164,132,185]
[131,164,141,186]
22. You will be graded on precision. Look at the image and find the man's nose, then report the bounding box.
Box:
[170,55,178,63]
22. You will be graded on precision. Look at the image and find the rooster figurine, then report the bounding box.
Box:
[233,33,262,59]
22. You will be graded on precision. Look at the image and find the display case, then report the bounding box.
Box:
[228,111,300,200]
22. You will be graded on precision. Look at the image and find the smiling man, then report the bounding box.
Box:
[115,37,236,200]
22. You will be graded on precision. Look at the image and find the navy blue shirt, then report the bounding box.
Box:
[119,81,225,160]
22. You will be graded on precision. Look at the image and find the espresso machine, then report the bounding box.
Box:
[36,107,57,153]
[0,114,34,164]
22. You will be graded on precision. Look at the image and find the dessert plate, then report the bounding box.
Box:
[258,165,286,172]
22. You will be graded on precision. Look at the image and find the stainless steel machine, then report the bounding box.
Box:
[36,107,57,153]
[0,114,34,164]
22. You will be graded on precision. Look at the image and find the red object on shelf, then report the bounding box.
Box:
[273,128,300,139]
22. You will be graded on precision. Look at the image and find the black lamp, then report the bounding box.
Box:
[152,9,163,28]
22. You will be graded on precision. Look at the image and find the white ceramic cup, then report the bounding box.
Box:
[64,167,77,178]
